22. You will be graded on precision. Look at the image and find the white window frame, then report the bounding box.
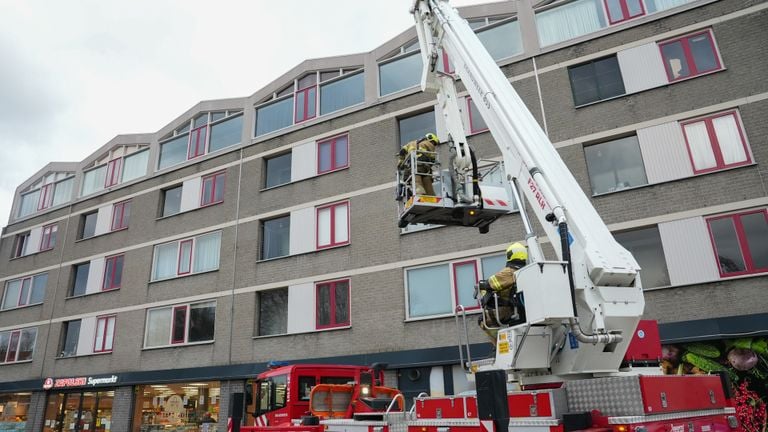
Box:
[143,301,216,349]
[151,231,221,281]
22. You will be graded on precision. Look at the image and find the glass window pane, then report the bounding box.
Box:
[17,329,36,361]
[52,177,74,206]
[481,255,506,279]
[193,231,221,273]
[594,56,625,100]
[146,308,172,347]
[30,273,47,304]
[584,136,648,194]
[379,53,423,96]
[334,204,349,244]
[210,114,243,152]
[614,226,670,288]
[262,216,290,259]
[18,189,40,217]
[189,302,216,342]
[158,135,189,170]
[153,243,179,280]
[259,289,288,336]
[320,72,364,115]
[295,90,306,121]
[194,114,208,128]
[712,115,747,165]
[605,0,625,21]
[81,166,107,196]
[72,263,90,296]
[318,141,332,173]
[122,149,149,182]
[334,281,350,324]
[477,20,522,60]
[321,70,340,82]
[2,281,21,310]
[61,321,81,357]
[648,0,690,13]
[689,34,718,73]
[568,63,599,106]
[741,212,768,270]
[265,153,292,188]
[211,112,226,122]
[536,0,606,46]
[317,207,331,247]
[626,0,644,16]
[454,262,479,309]
[163,186,183,217]
[407,264,452,317]
[468,99,488,132]
[0,333,9,362]
[661,41,690,79]
[683,121,717,171]
[316,284,331,326]
[399,110,436,147]
[306,87,317,118]
[334,136,348,168]
[172,307,187,343]
[179,241,192,274]
[709,217,746,274]
[256,97,294,136]
[18,279,30,306]
[94,318,106,351]
[104,317,115,350]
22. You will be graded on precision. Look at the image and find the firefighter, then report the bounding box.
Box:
[475,242,528,344]
[398,133,440,196]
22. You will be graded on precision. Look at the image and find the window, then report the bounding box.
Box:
[399,110,436,147]
[379,52,423,96]
[38,183,53,211]
[467,98,488,134]
[317,202,349,249]
[209,114,243,152]
[584,135,648,194]
[320,72,364,115]
[200,171,226,207]
[71,262,90,297]
[476,18,523,61]
[188,115,208,160]
[258,288,288,336]
[12,232,30,258]
[162,185,183,217]
[568,56,625,106]
[0,328,37,363]
[2,273,47,310]
[158,135,190,170]
[256,97,294,136]
[659,30,721,82]
[102,254,124,291]
[17,190,40,218]
[145,301,216,347]
[645,0,691,14]
[604,0,645,24]
[681,111,750,174]
[39,224,58,251]
[152,232,221,280]
[316,279,350,329]
[536,0,607,47]
[93,315,116,353]
[707,210,768,277]
[261,216,290,260]
[105,159,122,187]
[59,320,81,357]
[295,75,317,123]
[80,211,98,239]
[121,149,149,183]
[614,226,670,288]
[81,165,107,196]
[265,153,292,188]
[52,177,74,207]
[317,134,349,174]
[453,261,480,311]
[111,200,131,231]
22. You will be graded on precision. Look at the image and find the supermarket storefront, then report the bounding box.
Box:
[40,375,119,432]
[0,392,32,431]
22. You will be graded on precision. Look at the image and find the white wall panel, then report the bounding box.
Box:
[180,177,202,213]
[287,283,314,334]
[617,43,668,94]
[289,207,315,255]
[658,217,720,286]
[291,141,316,182]
[26,227,42,255]
[94,205,113,236]
[637,121,693,184]
[76,317,97,356]
[429,367,446,397]
[86,257,106,295]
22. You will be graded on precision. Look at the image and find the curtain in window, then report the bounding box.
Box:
[683,122,716,170]
[51,178,74,206]
[536,0,606,47]
[2,280,21,310]
[122,149,149,183]
[256,97,294,136]
[153,243,178,280]
[713,115,747,165]
[649,0,689,13]
[318,207,331,246]
[193,232,221,273]
[407,264,452,317]
[334,204,349,243]
[320,72,365,115]
[210,115,243,152]
[477,20,523,61]
[146,308,172,347]
[18,190,40,217]
[30,274,47,304]
[81,166,107,196]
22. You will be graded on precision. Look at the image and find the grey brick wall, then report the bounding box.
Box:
[111,386,135,432]
[27,392,46,432]
[218,380,246,432]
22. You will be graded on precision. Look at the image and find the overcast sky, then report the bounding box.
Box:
[0,0,491,228]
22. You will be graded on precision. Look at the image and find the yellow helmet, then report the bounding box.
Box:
[506,242,527,262]
[425,133,439,146]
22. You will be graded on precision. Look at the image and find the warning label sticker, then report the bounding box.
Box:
[498,341,510,354]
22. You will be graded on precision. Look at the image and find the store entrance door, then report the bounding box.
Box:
[43,390,114,432]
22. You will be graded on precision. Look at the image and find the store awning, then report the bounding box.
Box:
[658,312,768,344]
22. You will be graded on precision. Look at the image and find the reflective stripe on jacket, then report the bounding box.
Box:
[488,266,517,293]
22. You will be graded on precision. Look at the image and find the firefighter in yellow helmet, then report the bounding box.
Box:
[398,133,440,196]
[475,242,528,343]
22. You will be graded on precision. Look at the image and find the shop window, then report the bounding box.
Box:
[200,171,226,207]
[295,75,317,123]
[105,158,122,187]
[133,382,220,431]
[614,226,670,288]
[145,301,216,347]
[0,393,31,427]
[320,71,365,115]
[659,30,722,82]
[102,254,124,291]
[317,134,349,174]
[584,135,648,195]
[71,262,90,297]
[398,110,436,148]
[265,153,292,188]
[2,273,47,310]
[258,288,288,336]
[604,0,645,24]
[12,232,30,258]
[568,55,625,106]
[707,210,768,277]
[162,185,183,217]
[59,320,81,357]
[0,328,36,363]
[152,231,221,280]
[80,211,98,239]
[111,200,131,231]
[40,224,58,251]
[256,96,294,136]
[681,111,750,174]
[261,216,290,260]
[536,0,607,47]
[379,52,423,97]
[44,391,115,432]
[316,279,350,329]
[316,202,349,249]
[467,98,489,134]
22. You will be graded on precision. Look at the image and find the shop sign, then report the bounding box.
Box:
[42,374,119,390]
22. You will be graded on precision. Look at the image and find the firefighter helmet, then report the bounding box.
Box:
[425,133,439,146]
[506,242,527,263]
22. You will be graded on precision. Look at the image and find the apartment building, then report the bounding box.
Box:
[0,0,766,430]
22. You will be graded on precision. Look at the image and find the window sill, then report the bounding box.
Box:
[260,166,350,192]
[156,199,223,221]
[154,141,243,175]
[252,325,351,340]
[665,67,725,86]
[9,248,49,261]
[257,243,350,263]
[404,309,481,323]
[149,268,219,284]
[0,302,43,312]
[66,288,120,300]
[55,351,112,360]
[75,226,127,243]
[644,271,768,292]
[0,360,33,366]
[142,340,215,351]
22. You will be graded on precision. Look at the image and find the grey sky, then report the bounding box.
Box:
[0,0,490,228]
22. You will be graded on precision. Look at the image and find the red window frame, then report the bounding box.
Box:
[105,158,122,188]
[37,183,54,210]
[40,224,57,251]
[452,260,481,311]
[93,315,116,353]
[316,201,350,249]
[466,97,489,134]
[681,110,751,175]
[603,0,645,24]
[317,134,349,174]
[177,239,194,275]
[706,209,768,278]
[200,171,226,207]
[188,126,208,159]
[294,85,317,124]
[171,305,188,344]
[102,254,124,291]
[5,331,20,363]
[658,30,722,83]
[111,200,131,231]
[315,279,351,329]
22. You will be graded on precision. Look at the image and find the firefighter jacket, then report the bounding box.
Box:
[398,139,436,174]
[488,266,517,293]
